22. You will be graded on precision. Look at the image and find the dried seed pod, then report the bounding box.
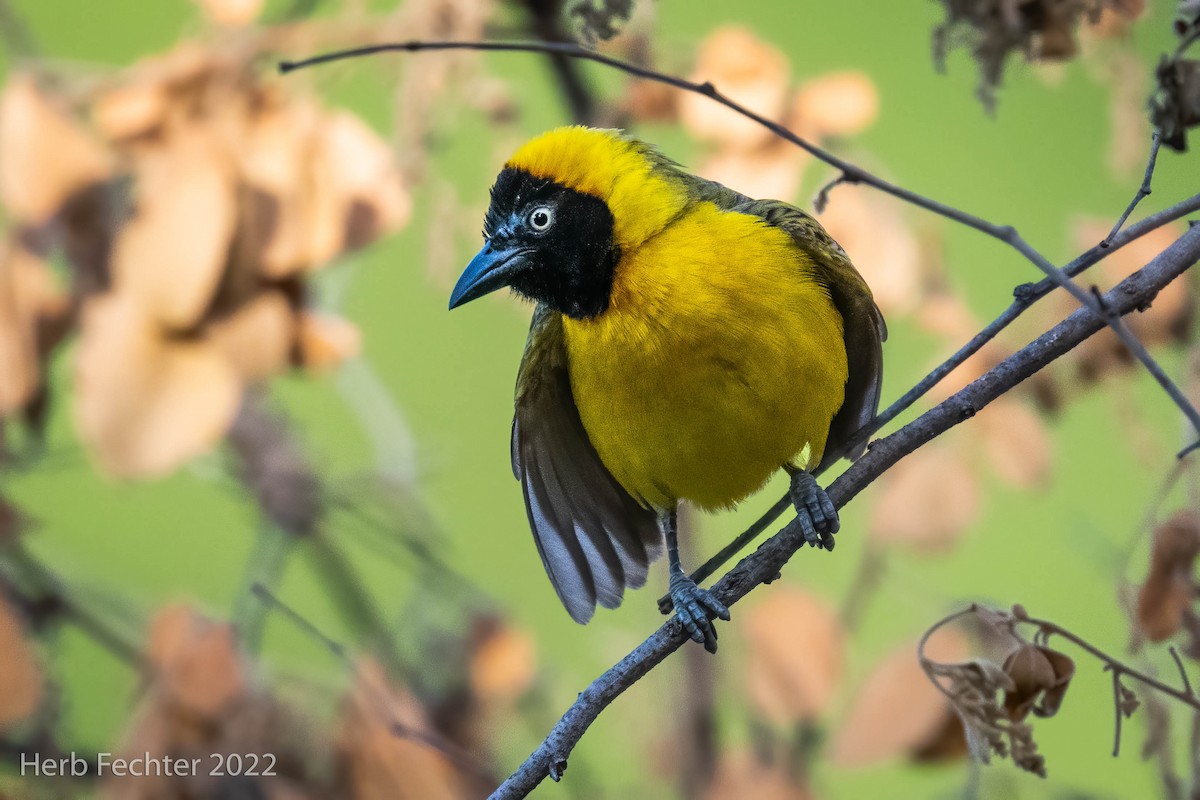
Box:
[1152,57,1200,152]
[1001,643,1075,720]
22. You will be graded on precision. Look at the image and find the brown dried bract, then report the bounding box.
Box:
[1001,643,1075,720]
[113,128,238,331]
[829,627,970,766]
[704,749,811,800]
[146,604,245,722]
[816,185,921,317]
[0,75,114,224]
[0,596,43,729]
[111,604,327,799]
[193,0,264,27]
[792,71,879,139]
[0,243,68,415]
[296,312,362,372]
[468,618,537,705]
[73,293,241,478]
[680,26,791,151]
[742,587,845,723]
[207,291,295,381]
[973,397,1054,490]
[337,659,464,800]
[869,442,981,551]
[1137,510,1200,642]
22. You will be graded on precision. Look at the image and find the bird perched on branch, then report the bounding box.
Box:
[450,127,884,652]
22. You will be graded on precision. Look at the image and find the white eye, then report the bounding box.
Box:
[528,205,555,233]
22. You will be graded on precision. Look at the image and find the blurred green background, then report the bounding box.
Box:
[2,0,1199,797]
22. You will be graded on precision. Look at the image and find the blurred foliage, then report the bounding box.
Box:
[0,0,1199,798]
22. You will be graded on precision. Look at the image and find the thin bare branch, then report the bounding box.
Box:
[1110,668,1126,757]
[1169,646,1195,698]
[812,171,855,214]
[1103,132,1162,248]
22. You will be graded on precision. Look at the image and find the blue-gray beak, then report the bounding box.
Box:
[449,242,530,309]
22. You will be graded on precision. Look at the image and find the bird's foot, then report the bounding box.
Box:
[668,572,730,654]
[789,470,839,551]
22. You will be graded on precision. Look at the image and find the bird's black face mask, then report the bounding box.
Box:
[449,168,619,319]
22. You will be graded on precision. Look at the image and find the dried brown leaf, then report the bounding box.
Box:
[92,81,171,142]
[869,443,981,551]
[909,710,971,762]
[0,244,65,414]
[1137,510,1200,641]
[297,312,361,372]
[113,129,237,329]
[0,74,113,223]
[94,43,224,146]
[74,293,240,477]
[680,26,791,151]
[194,0,264,26]
[704,749,811,800]
[743,587,845,723]
[975,398,1053,489]
[0,597,42,728]
[621,79,678,123]
[792,71,879,138]
[816,185,921,316]
[235,99,323,278]
[314,111,411,255]
[469,623,537,704]
[207,291,294,381]
[829,628,969,766]
[239,106,408,277]
[1089,0,1147,36]
[147,604,244,721]
[337,660,462,800]
[933,0,1132,110]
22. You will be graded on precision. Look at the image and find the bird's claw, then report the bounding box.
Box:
[790,470,839,551]
[668,574,730,654]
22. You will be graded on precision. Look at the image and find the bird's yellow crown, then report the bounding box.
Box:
[505,126,690,252]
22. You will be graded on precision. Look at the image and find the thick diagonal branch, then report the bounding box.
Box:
[490,223,1200,799]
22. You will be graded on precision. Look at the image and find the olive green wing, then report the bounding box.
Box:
[511,304,662,624]
[686,175,886,468]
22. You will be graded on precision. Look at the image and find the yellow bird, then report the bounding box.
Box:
[450,127,884,652]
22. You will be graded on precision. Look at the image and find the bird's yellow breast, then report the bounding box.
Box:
[562,202,848,511]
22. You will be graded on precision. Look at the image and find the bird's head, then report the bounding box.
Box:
[449,126,689,319]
